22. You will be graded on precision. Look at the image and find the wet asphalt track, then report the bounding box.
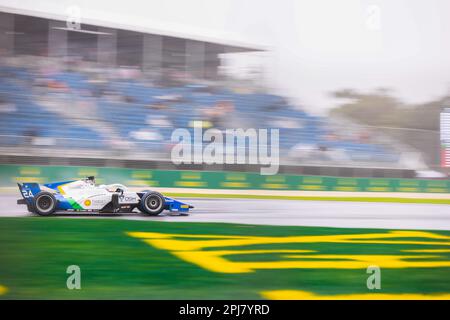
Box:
[1,194,450,230]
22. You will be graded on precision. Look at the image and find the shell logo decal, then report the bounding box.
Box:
[84,199,92,206]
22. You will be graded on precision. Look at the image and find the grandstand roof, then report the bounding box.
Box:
[0,5,267,53]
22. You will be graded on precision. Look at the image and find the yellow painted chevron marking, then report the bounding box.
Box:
[0,285,8,295]
[402,249,450,253]
[128,230,450,274]
[261,290,450,300]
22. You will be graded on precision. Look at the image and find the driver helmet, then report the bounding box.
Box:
[85,176,96,185]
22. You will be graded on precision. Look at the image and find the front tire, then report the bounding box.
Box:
[140,192,165,216]
[32,191,57,216]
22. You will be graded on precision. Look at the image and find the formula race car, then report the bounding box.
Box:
[17,176,193,216]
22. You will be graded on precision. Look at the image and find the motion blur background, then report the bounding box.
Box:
[0,0,449,179]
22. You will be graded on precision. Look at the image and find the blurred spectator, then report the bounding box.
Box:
[0,96,16,113]
[0,55,403,167]
[23,127,39,146]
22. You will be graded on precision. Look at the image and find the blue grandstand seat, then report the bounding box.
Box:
[0,67,399,160]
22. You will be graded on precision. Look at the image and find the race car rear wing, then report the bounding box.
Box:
[17,182,41,205]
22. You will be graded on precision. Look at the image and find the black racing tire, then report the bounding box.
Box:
[140,191,165,216]
[32,191,57,216]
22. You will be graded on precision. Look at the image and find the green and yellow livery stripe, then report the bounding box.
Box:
[67,198,83,210]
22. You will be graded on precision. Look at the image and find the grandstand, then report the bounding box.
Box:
[0,8,420,175]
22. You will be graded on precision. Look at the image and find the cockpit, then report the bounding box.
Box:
[99,183,128,193]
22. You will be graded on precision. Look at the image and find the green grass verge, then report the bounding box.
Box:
[165,192,450,204]
[1,217,450,299]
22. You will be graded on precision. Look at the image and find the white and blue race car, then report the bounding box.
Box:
[17,176,193,216]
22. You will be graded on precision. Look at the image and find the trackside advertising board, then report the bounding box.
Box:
[441,108,450,167]
[0,165,449,193]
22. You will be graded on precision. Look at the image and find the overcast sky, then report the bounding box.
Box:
[2,0,450,114]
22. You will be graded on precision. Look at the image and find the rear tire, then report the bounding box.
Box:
[140,192,165,216]
[32,191,57,216]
